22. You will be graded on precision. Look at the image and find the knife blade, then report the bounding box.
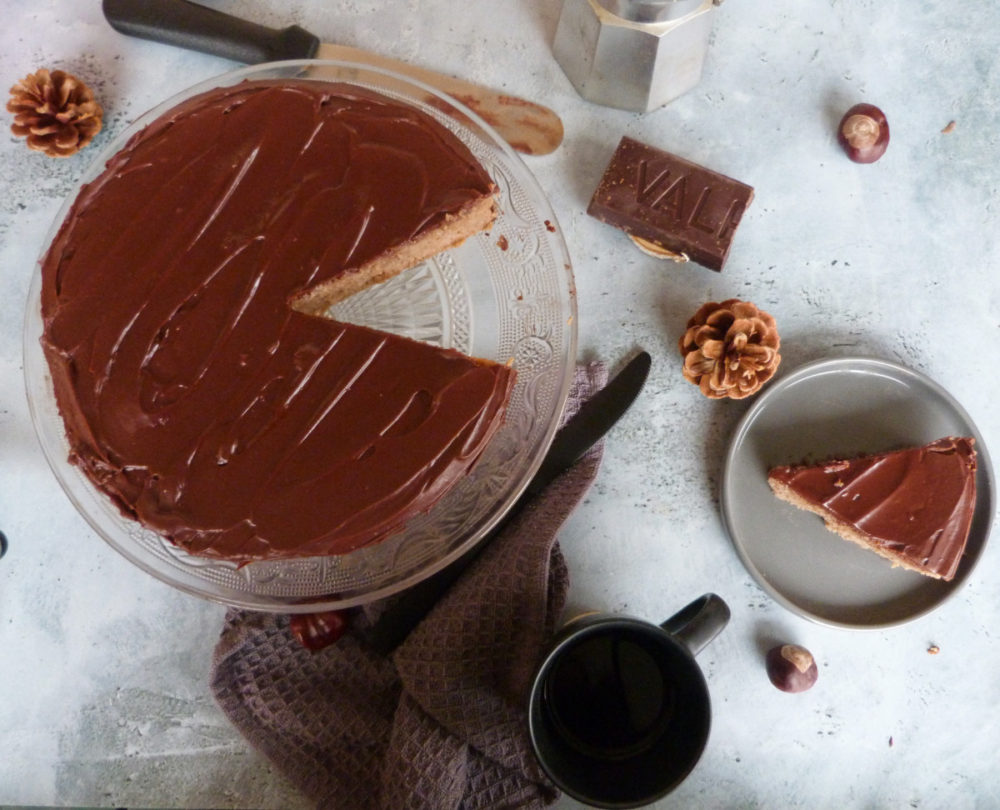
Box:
[360,350,652,657]
[101,0,565,156]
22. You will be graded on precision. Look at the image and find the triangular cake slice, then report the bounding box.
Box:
[767,437,977,580]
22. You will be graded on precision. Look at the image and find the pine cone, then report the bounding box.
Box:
[679,298,781,399]
[7,68,103,158]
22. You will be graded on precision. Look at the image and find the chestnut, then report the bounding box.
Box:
[838,103,889,163]
[766,644,818,692]
[289,609,350,652]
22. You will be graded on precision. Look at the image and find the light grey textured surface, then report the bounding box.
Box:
[1,1,998,807]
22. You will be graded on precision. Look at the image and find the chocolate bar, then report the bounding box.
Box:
[587,136,754,271]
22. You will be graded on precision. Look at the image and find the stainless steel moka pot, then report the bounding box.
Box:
[553,0,721,113]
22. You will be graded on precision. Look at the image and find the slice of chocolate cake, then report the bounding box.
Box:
[767,437,977,581]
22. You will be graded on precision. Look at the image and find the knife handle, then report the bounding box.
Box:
[102,0,319,63]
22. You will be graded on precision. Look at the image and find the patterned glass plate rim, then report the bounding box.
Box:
[24,60,577,612]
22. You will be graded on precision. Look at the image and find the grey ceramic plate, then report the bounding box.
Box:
[721,357,994,629]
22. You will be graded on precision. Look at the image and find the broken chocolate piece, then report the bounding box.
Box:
[587,136,754,271]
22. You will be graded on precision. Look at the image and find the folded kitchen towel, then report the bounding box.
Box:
[210,362,607,809]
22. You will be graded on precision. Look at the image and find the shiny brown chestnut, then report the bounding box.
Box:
[289,609,350,652]
[766,644,818,692]
[838,103,889,163]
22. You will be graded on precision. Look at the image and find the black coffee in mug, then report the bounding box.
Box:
[528,594,729,808]
[544,626,675,760]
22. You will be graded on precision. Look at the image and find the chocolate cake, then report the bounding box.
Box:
[39,79,515,563]
[767,437,977,581]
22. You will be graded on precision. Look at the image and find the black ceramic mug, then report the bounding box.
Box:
[528,593,730,808]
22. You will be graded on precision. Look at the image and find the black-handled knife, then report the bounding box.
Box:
[360,350,652,656]
[103,0,319,64]
[100,0,564,156]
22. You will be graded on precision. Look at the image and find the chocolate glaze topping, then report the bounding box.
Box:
[40,79,513,562]
[769,437,977,580]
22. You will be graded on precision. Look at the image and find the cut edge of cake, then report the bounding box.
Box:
[290,193,499,316]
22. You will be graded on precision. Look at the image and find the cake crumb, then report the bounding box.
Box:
[941,120,956,134]
[927,644,940,655]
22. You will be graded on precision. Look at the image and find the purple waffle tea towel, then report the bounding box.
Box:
[210,362,607,809]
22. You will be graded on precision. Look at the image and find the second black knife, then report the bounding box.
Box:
[360,349,652,656]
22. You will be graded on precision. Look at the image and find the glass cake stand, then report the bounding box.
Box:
[24,60,577,612]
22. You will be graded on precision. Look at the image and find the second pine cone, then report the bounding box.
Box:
[679,299,781,399]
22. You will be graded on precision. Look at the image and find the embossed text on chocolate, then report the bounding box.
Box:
[636,159,747,244]
[587,136,754,271]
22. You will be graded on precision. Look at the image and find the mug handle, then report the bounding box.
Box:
[660,593,730,656]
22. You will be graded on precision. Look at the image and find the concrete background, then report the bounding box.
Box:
[1,1,998,807]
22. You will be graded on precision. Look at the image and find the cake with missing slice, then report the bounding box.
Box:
[39,79,515,564]
[767,437,977,581]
